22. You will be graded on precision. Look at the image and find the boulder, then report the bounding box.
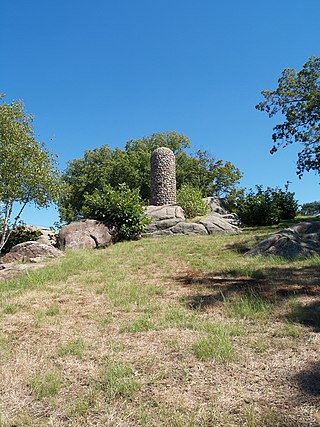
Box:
[245,221,320,258]
[26,225,57,245]
[199,213,241,235]
[0,241,63,264]
[145,205,185,233]
[144,204,241,237]
[58,220,117,250]
[170,222,208,235]
[203,197,229,215]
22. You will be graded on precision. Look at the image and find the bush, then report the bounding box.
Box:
[81,184,150,240]
[227,185,298,226]
[177,184,209,219]
[1,225,42,254]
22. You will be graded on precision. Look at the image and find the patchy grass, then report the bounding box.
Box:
[223,292,274,320]
[58,336,86,358]
[0,220,320,426]
[27,369,62,400]
[99,361,140,401]
[192,332,235,363]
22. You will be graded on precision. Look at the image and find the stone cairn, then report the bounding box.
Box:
[150,147,176,205]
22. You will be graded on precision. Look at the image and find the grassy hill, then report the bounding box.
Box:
[0,220,320,426]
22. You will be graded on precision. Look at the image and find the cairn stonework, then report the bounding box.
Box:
[150,147,176,205]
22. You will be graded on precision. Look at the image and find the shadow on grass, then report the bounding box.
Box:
[176,265,320,328]
[287,301,320,331]
[293,361,320,396]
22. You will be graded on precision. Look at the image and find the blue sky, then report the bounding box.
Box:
[1,0,320,227]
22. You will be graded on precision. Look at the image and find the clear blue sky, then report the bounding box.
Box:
[2,0,320,227]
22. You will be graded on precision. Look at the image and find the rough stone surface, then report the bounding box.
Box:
[203,197,229,215]
[245,221,320,258]
[145,205,185,232]
[58,220,116,250]
[27,225,57,245]
[0,241,63,264]
[199,213,241,235]
[144,205,241,237]
[170,222,208,235]
[150,147,176,205]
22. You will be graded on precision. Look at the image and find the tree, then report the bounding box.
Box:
[59,132,242,223]
[226,184,298,226]
[0,95,61,252]
[300,200,320,215]
[256,56,320,177]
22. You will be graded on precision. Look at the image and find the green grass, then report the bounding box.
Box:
[223,292,274,320]
[192,331,235,363]
[121,314,156,332]
[274,321,302,338]
[58,336,86,358]
[99,361,140,400]
[0,335,11,361]
[98,281,164,311]
[0,218,319,426]
[2,303,18,314]
[28,370,62,399]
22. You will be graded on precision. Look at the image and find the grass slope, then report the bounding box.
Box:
[0,219,320,426]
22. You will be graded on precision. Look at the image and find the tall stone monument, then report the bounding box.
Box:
[150,147,176,205]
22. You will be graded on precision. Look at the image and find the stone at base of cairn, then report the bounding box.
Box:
[144,205,240,237]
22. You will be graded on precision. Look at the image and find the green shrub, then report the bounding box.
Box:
[81,184,150,240]
[177,184,209,219]
[1,225,42,254]
[226,185,298,226]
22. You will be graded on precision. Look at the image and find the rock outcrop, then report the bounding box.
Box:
[144,204,241,237]
[0,241,63,264]
[245,221,320,258]
[199,212,241,234]
[58,219,117,250]
[27,225,57,245]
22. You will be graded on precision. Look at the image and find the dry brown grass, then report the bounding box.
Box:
[0,230,320,426]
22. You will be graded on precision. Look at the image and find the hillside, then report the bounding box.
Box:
[0,222,320,426]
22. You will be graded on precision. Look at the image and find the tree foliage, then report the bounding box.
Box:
[81,184,150,240]
[59,131,241,223]
[227,184,298,226]
[0,95,61,252]
[256,56,320,177]
[176,184,209,219]
[300,200,320,216]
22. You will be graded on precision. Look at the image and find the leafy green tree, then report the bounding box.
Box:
[0,95,61,252]
[256,56,320,177]
[176,150,241,197]
[59,131,241,223]
[81,184,150,240]
[300,200,320,215]
[227,185,298,226]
